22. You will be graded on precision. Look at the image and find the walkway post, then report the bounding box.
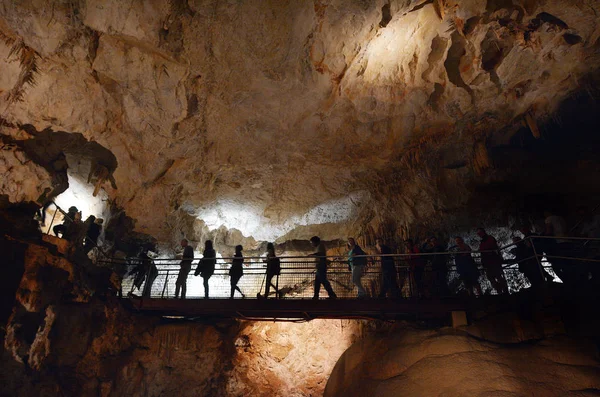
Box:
[47,207,58,235]
[161,270,169,298]
[529,236,547,282]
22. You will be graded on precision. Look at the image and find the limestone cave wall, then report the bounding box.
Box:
[1,0,599,247]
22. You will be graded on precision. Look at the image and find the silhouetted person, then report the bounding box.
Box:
[421,236,449,297]
[477,228,508,294]
[263,242,281,299]
[310,236,337,300]
[375,238,400,298]
[230,245,245,299]
[141,251,158,298]
[175,239,193,299]
[195,240,216,299]
[83,215,101,254]
[405,239,425,298]
[453,237,482,297]
[512,236,549,288]
[53,206,78,239]
[348,237,367,298]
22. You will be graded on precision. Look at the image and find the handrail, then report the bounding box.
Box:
[99,235,600,264]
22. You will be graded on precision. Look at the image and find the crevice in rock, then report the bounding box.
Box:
[422,35,448,82]
[563,33,582,45]
[87,29,100,65]
[480,29,507,91]
[464,16,481,36]
[537,12,569,30]
[528,12,569,32]
[187,93,199,116]
[444,31,474,99]
[408,0,433,14]
[427,83,444,111]
[379,3,392,28]
[486,0,515,14]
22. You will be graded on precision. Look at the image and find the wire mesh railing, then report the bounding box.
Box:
[98,235,599,300]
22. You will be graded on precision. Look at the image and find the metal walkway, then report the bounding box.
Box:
[101,235,599,320]
[124,296,468,321]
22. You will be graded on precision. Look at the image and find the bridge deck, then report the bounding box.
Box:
[125,297,468,321]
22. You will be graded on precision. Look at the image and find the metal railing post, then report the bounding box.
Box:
[161,270,169,298]
[529,236,547,282]
[47,207,58,235]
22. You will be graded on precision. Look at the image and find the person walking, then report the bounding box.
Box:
[141,250,158,298]
[263,242,281,299]
[309,236,337,300]
[175,239,194,299]
[348,238,368,298]
[376,238,400,298]
[405,239,425,298]
[195,240,216,299]
[83,215,101,254]
[421,236,450,297]
[453,237,482,297]
[230,245,246,298]
[477,228,508,294]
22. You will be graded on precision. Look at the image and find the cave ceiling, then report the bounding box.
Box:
[1,0,599,242]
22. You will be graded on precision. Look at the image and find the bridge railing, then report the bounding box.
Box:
[98,235,599,300]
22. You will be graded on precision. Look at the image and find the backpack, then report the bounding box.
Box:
[268,256,281,275]
[273,257,281,275]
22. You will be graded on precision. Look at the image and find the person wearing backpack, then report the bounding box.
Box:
[263,242,281,299]
[348,238,368,298]
[309,236,337,300]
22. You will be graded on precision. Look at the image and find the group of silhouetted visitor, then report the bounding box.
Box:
[46,204,103,255]
[42,200,597,300]
[166,206,598,299]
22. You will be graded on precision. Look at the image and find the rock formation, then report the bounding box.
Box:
[1,1,600,396]
[1,0,599,244]
[325,324,600,396]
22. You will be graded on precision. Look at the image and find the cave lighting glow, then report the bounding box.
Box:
[193,192,365,242]
[42,172,109,234]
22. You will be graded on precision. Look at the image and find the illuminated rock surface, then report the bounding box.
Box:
[325,326,600,397]
[1,2,600,396]
[1,0,599,244]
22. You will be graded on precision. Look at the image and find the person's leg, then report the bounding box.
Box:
[230,280,235,298]
[203,276,209,298]
[175,270,184,298]
[393,268,403,298]
[352,266,367,298]
[321,270,336,298]
[379,272,389,298]
[181,281,187,299]
[313,274,321,299]
[265,274,272,298]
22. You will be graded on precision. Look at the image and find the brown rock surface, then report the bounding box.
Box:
[1,0,599,243]
[325,325,600,397]
[1,238,363,396]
